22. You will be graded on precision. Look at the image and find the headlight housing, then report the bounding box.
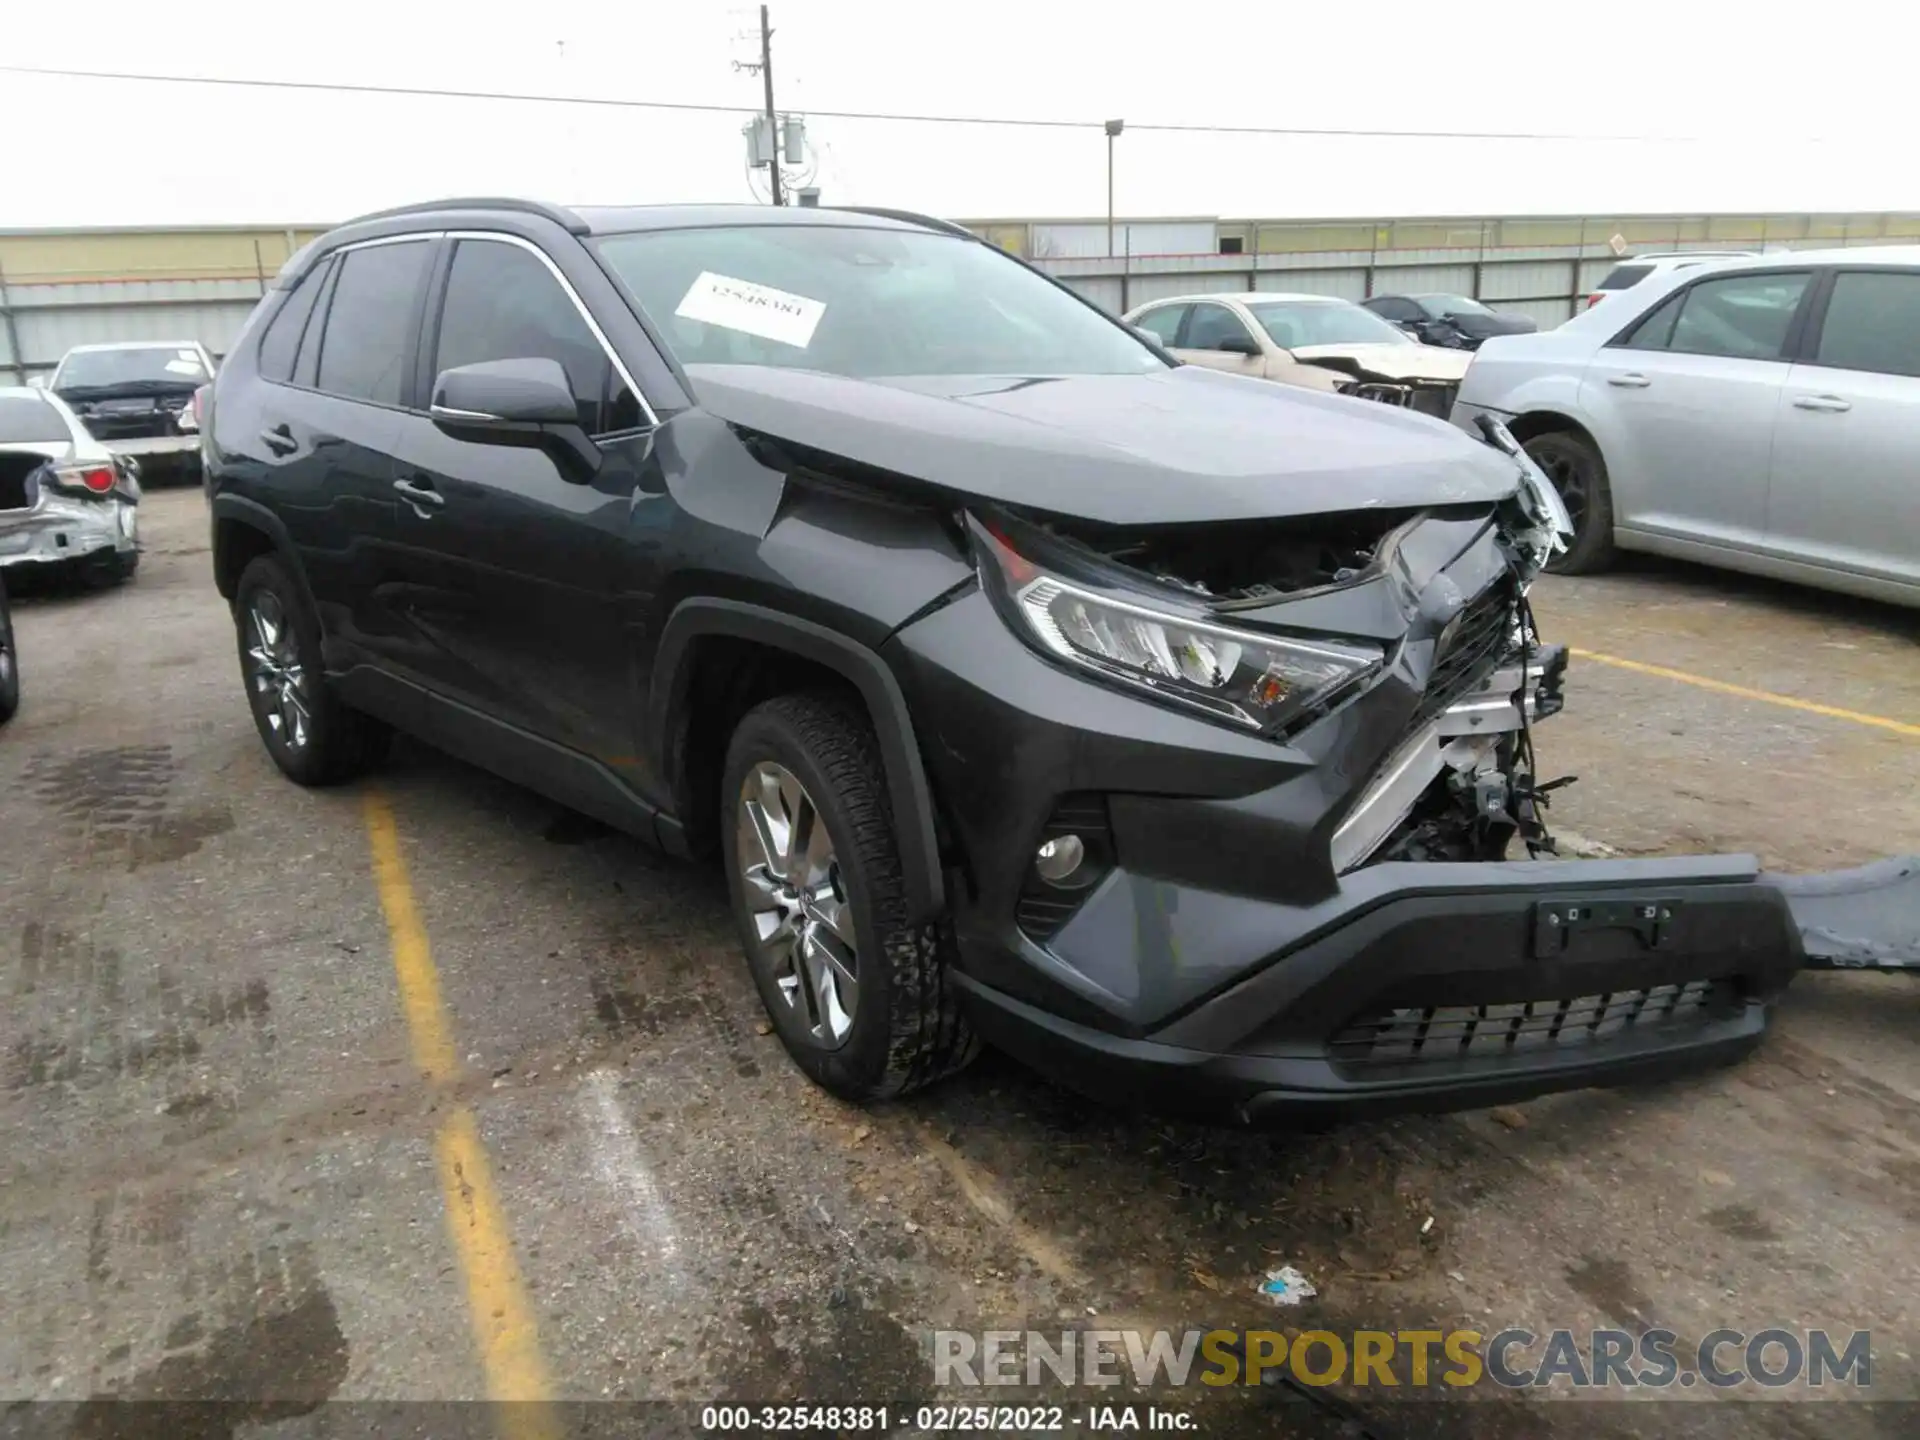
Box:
[974,517,1381,734]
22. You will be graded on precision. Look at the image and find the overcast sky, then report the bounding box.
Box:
[5,0,1909,228]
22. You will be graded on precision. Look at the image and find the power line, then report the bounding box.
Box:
[0,64,1728,144]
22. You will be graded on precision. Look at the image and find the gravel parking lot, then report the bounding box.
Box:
[2,487,1916,1438]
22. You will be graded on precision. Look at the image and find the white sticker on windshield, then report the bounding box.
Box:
[164,359,202,375]
[674,271,825,349]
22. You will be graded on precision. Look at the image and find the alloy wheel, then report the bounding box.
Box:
[245,591,310,751]
[735,760,859,1049]
[1534,447,1590,539]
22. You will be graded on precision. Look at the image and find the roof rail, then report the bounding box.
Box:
[338,197,589,235]
[836,206,978,240]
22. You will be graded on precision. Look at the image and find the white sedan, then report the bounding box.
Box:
[1124,291,1470,416]
[0,386,142,585]
[1452,247,1920,605]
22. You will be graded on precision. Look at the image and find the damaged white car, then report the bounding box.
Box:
[1124,291,1472,418]
[0,386,142,586]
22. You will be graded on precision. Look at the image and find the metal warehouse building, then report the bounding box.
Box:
[6,210,1920,384]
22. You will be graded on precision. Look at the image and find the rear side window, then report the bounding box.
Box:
[1597,264,1653,291]
[431,239,642,434]
[315,241,432,405]
[256,258,332,384]
[1132,305,1187,344]
[1668,272,1808,360]
[0,394,69,443]
[1619,272,1810,361]
[1620,290,1685,351]
[1813,271,1920,378]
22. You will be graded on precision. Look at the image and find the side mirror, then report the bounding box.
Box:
[1129,324,1165,347]
[1214,334,1262,357]
[430,358,599,477]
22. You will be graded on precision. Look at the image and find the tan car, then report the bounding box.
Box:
[1124,291,1472,416]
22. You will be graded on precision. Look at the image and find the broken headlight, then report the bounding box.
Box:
[975,518,1381,733]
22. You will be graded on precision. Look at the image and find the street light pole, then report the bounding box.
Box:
[1104,119,1125,258]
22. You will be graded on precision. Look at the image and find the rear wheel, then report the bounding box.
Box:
[0,581,18,726]
[233,555,389,785]
[721,691,975,1102]
[1524,429,1616,575]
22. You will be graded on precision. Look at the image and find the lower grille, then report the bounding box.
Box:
[1413,577,1517,727]
[1331,981,1731,1067]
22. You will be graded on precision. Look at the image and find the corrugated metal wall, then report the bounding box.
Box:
[1254,269,1367,299]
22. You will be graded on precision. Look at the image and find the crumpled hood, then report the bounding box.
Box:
[682,363,1520,527]
[1287,342,1474,383]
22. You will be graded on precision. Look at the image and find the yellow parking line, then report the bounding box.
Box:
[1570,648,1920,739]
[364,792,561,1436]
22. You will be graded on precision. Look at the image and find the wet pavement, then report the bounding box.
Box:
[1,489,1917,1439]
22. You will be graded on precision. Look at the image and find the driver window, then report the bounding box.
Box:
[434,239,643,434]
[1185,304,1256,351]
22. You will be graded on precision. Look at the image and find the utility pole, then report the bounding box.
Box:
[760,5,783,206]
[1105,119,1125,257]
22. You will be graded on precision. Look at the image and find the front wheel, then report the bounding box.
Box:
[1524,430,1617,575]
[721,691,976,1102]
[233,555,389,785]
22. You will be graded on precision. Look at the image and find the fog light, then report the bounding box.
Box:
[1034,834,1088,887]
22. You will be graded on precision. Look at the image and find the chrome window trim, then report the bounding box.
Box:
[442,230,658,429]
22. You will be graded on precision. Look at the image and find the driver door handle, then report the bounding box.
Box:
[1607,373,1651,388]
[1792,394,1852,413]
[393,476,445,513]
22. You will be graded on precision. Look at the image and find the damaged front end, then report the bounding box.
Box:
[909,413,1920,1123]
[976,411,1581,879]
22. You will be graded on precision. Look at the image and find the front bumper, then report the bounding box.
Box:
[890,531,1915,1125]
[0,494,139,571]
[956,855,1797,1126]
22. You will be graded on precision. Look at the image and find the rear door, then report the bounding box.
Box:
[1581,268,1813,549]
[385,233,654,761]
[1766,268,1920,588]
[279,237,438,670]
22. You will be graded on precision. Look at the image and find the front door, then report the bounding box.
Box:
[385,235,655,764]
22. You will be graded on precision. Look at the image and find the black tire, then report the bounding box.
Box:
[1524,430,1616,575]
[0,581,18,727]
[233,555,389,786]
[721,691,976,1102]
[115,550,140,582]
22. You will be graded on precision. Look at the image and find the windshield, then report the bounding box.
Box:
[1418,293,1491,317]
[54,346,208,390]
[593,225,1166,378]
[0,393,70,444]
[1247,301,1411,349]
